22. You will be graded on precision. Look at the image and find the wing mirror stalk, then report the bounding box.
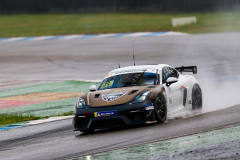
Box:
[166,77,178,87]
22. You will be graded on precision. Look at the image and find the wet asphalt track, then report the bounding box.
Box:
[0,105,240,160]
[1,32,240,159]
[1,32,240,88]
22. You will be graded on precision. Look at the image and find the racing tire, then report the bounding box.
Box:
[192,84,202,110]
[154,93,167,123]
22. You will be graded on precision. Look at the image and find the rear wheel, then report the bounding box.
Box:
[192,84,202,110]
[154,93,167,123]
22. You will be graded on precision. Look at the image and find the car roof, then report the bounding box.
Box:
[111,64,170,72]
[104,64,173,79]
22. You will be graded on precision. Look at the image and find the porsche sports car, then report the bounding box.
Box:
[73,64,202,132]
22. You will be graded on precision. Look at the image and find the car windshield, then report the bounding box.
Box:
[98,72,158,90]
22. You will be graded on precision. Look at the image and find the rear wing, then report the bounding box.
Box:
[175,66,197,74]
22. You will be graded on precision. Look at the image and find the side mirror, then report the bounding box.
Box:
[89,85,97,92]
[166,77,178,87]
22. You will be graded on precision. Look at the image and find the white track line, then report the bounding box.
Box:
[0,32,188,42]
[30,36,55,41]
[27,115,74,125]
[2,37,25,42]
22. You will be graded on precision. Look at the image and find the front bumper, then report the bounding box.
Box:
[73,100,156,131]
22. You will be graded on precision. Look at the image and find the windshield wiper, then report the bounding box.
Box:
[131,70,146,85]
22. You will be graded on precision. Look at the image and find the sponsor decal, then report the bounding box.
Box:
[112,69,142,75]
[180,85,185,89]
[105,69,157,78]
[145,103,152,107]
[94,110,117,117]
[169,96,173,106]
[111,71,118,74]
[145,106,154,110]
[167,88,172,96]
[100,80,114,89]
[102,91,127,102]
[145,103,154,110]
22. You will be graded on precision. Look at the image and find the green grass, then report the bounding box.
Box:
[0,114,41,125]
[60,111,74,116]
[0,11,240,38]
[0,111,74,125]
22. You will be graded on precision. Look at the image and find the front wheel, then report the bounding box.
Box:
[192,84,202,110]
[154,93,167,123]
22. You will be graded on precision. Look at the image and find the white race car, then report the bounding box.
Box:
[73,64,202,132]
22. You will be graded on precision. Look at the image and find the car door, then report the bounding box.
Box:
[162,67,183,111]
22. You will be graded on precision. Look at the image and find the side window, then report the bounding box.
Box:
[169,68,179,78]
[162,67,169,83]
[162,67,179,83]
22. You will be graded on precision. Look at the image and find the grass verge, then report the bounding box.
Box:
[0,111,74,125]
[0,114,41,125]
[0,11,240,38]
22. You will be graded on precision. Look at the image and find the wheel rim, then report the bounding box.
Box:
[156,95,166,120]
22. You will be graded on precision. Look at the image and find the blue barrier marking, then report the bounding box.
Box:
[0,32,186,42]
[108,33,133,38]
[143,32,167,37]
[46,35,69,40]
[76,35,98,39]
[0,38,8,42]
[16,37,38,41]
[0,124,28,131]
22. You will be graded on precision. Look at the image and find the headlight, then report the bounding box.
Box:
[132,91,151,103]
[76,98,87,109]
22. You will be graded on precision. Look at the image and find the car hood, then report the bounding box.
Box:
[81,85,164,107]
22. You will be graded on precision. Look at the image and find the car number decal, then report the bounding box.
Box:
[94,110,117,117]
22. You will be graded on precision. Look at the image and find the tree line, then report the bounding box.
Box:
[0,0,239,14]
